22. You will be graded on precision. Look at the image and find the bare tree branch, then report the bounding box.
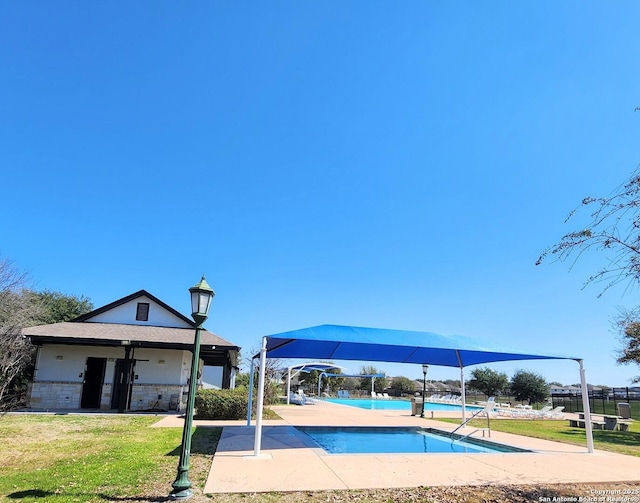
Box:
[536,168,640,296]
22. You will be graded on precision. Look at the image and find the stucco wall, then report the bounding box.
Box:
[34,345,185,384]
[30,344,228,410]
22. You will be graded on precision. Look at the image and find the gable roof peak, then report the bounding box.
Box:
[72,289,195,327]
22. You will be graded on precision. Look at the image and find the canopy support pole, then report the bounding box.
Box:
[252,336,267,456]
[578,359,594,453]
[317,372,325,397]
[286,367,291,405]
[246,358,255,426]
[459,365,467,426]
[455,350,466,425]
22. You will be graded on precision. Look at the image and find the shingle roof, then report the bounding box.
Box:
[23,322,239,366]
[24,321,234,346]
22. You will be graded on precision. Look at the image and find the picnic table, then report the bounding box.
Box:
[568,412,631,431]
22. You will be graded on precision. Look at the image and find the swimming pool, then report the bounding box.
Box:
[322,398,481,412]
[297,426,529,454]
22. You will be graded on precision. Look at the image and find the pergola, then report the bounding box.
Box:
[249,324,595,456]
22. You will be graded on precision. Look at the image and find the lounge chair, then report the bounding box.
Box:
[382,393,390,399]
[289,393,305,405]
[371,391,377,399]
[298,391,316,404]
[541,406,565,419]
[343,390,350,398]
[526,405,552,418]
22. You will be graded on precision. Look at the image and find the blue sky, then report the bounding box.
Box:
[2,2,640,386]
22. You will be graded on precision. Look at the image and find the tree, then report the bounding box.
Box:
[242,347,286,405]
[234,372,250,388]
[389,376,415,397]
[1,257,95,413]
[536,169,640,295]
[537,169,640,380]
[31,289,93,324]
[360,365,386,393]
[510,369,549,405]
[0,258,43,413]
[467,367,508,397]
[614,307,640,383]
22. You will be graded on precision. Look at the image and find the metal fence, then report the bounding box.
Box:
[550,387,638,419]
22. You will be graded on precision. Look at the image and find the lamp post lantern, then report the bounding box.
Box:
[420,364,428,418]
[170,275,214,500]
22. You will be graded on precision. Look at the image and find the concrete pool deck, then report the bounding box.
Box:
[153,400,640,493]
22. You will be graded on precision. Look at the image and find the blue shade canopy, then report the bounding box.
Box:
[265,324,578,368]
[286,363,345,373]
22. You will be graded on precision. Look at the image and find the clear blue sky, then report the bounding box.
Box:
[2,2,640,387]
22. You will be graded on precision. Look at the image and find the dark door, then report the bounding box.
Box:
[80,357,106,409]
[111,357,135,411]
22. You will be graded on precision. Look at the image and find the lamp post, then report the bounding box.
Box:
[170,275,215,500]
[420,364,428,418]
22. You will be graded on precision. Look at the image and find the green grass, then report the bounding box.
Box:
[0,414,221,502]
[1,413,638,503]
[438,417,640,457]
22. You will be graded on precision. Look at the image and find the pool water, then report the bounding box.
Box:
[322,398,481,412]
[297,426,529,454]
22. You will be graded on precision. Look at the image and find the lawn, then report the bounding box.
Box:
[437,416,640,457]
[1,413,639,503]
[0,414,219,502]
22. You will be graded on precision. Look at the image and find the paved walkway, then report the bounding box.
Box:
[153,401,640,494]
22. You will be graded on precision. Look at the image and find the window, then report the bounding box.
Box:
[136,302,150,321]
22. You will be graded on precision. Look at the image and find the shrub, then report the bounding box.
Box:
[195,386,248,419]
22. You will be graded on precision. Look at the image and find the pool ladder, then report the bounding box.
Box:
[452,428,491,444]
[449,407,492,442]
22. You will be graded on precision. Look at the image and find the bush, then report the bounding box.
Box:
[195,386,248,419]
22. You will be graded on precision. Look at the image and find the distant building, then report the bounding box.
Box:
[550,385,580,395]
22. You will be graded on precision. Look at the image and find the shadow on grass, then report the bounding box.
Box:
[7,489,56,499]
[594,429,640,447]
[7,490,171,502]
[166,426,222,456]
